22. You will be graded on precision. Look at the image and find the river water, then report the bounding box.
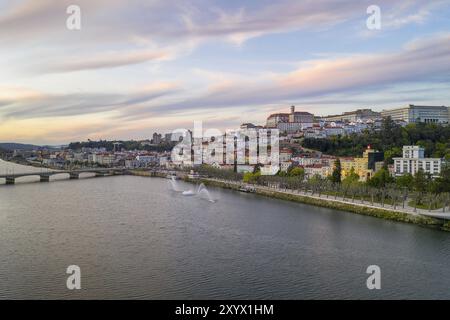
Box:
[0,160,449,299]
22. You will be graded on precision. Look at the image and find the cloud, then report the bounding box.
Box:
[1,0,444,47]
[7,30,446,122]
[0,83,180,119]
[1,0,447,76]
[38,50,170,73]
[128,33,450,116]
[1,0,450,144]
[0,0,110,43]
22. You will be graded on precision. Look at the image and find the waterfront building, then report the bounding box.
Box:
[136,154,158,166]
[304,164,333,179]
[91,153,115,166]
[159,156,169,167]
[393,146,442,178]
[236,165,254,173]
[280,161,292,173]
[341,146,384,182]
[42,158,65,168]
[125,158,140,168]
[381,105,449,124]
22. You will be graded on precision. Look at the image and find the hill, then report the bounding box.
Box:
[0,143,58,151]
[301,118,450,163]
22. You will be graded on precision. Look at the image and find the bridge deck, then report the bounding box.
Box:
[0,168,127,179]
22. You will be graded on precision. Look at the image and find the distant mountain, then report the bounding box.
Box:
[0,143,58,151]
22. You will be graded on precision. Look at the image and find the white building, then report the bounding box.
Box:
[381,105,449,124]
[136,155,157,165]
[279,161,292,172]
[159,156,169,167]
[303,128,327,139]
[293,156,323,166]
[393,146,442,178]
[324,126,345,136]
[279,149,293,162]
[236,165,254,173]
[266,106,313,132]
[125,159,140,168]
[304,164,333,179]
[323,109,381,122]
[92,153,115,165]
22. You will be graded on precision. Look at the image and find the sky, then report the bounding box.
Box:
[0,0,450,145]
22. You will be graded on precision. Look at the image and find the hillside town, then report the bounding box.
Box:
[3,104,449,183]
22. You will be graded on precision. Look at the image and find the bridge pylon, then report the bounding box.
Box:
[69,172,80,179]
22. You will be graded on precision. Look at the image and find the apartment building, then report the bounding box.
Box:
[393,146,442,178]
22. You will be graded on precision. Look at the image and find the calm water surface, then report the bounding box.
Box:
[0,160,449,299]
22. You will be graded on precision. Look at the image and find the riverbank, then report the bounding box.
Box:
[2,161,448,232]
[128,169,169,178]
[193,178,450,232]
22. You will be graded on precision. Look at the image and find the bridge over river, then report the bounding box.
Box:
[0,168,128,184]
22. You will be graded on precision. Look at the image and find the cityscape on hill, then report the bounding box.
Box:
[1,0,450,306]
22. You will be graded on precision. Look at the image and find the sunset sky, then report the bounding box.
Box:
[1,0,450,144]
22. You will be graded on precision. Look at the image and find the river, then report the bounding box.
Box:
[0,160,449,299]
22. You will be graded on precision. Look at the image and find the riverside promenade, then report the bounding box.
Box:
[202,178,450,221]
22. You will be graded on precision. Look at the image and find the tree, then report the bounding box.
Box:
[384,147,402,165]
[308,174,325,196]
[380,116,400,146]
[367,168,394,188]
[342,167,359,185]
[243,171,260,184]
[331,159,342,183]
[277,170,288,177]
[288,167,305,179]
[432,164,450,193]
[395,173,414,188]
[412,169,429,206]
[414,169,429,193]
[302,121,449,159]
